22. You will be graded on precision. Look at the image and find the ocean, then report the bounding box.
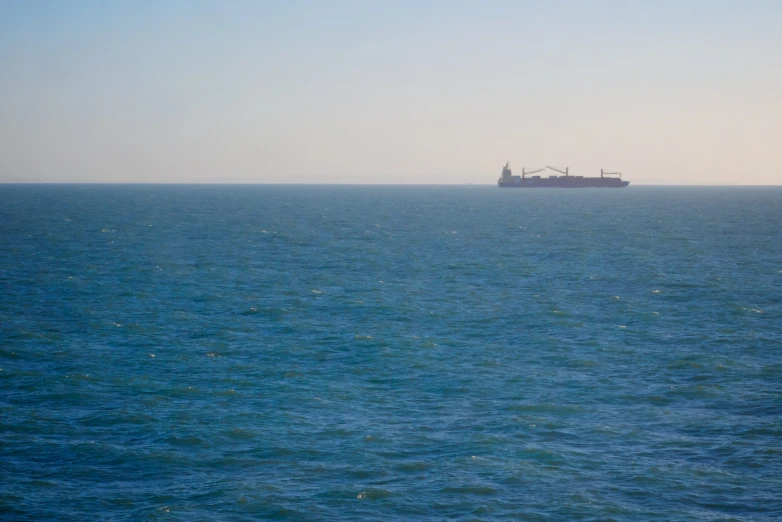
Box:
[1,184,780,521]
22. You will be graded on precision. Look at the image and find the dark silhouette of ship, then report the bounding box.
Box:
[497,163,629,188]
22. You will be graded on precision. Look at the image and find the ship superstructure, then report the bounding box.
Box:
[498,163,629,188]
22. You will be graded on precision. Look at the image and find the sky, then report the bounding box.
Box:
[1,0,780,185]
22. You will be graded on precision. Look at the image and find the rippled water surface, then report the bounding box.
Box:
[1,185,781,520]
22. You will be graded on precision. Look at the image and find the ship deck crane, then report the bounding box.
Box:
[522,167,545,179]
[601,169,622,179]
[545,166,569,177]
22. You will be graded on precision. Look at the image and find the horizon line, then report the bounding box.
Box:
[1,182,781,187]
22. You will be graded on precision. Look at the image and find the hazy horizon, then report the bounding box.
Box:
[2,1,781,185]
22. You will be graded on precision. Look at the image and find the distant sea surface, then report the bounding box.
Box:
[1,185,781,521]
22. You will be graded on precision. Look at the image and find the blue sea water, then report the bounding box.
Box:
[1,184,781,521]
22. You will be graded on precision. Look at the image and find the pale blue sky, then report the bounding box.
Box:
[1,1,780,184]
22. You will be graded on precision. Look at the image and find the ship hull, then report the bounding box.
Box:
[498,179,629,188]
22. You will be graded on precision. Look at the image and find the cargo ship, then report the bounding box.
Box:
[497,163,629,188]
